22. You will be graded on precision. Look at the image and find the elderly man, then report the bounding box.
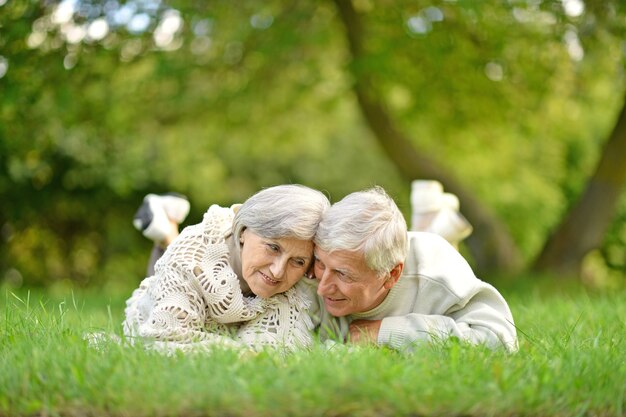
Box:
[311,187,518,352]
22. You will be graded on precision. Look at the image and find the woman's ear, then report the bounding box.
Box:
[383,263,404,289]
[239,228,247,245]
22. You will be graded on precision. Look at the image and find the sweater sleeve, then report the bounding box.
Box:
[123,261,244,350]
[377,281,518,352]
[376,232,518,352]
[122,207,261,352]
[123,227,243,349]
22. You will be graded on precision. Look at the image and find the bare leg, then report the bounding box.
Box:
[146,245,166,276]
[145,219,179,276]
[134,193,188,276]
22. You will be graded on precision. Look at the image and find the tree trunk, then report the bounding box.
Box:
[534,90,626,277]
[332,0,522,274]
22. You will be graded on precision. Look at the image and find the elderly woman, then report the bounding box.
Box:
[123,184,329,353]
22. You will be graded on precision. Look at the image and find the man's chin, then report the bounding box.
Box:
[323,299,350,317]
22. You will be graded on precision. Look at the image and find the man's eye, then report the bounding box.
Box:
[337,272,354,283]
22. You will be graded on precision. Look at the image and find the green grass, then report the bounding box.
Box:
[1,283,624,417]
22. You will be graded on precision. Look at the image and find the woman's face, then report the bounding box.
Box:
[240,229,314,298]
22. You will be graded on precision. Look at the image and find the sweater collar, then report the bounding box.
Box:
[226,233,242,278]
[349,280,402,320]
[226,232,253,296]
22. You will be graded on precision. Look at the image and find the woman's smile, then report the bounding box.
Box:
[258,270,279,285]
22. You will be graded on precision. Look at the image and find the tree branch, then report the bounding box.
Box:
[332,0,522,274]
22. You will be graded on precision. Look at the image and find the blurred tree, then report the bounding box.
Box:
[332,0,523,273]
[530,0,626,277]
[0,0,624,287]
[534,90,626,276]
[330,0,626,278]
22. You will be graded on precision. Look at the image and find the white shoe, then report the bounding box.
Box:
[410,180,444,214]
[427,208,473,245]
[410,180,472,245]
[410,180,443,231]
[133,193,190,242]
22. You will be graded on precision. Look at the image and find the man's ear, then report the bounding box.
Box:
[383,263,403,289]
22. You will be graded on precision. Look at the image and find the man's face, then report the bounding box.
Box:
[314,248,395,317]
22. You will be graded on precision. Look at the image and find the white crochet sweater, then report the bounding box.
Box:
[123,205,315,353]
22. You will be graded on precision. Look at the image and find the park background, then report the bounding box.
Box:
[1,1,625,416]
[2,0,626,293]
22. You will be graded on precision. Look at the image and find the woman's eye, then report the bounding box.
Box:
[266,244,280,252]
[291,259,306,268]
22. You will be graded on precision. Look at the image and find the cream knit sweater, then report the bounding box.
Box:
[123,205,315,353]
[316,232,518,352]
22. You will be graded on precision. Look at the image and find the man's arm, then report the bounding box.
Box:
[375,284,518,352]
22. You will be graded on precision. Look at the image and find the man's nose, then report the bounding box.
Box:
[270,257,288,279]
[316,270,334,295]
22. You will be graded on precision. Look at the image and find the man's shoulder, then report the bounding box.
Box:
[406,230,449,246]
[404,231,463,271]
[401,231,480,296]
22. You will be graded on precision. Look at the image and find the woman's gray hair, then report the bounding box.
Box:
[314,186,408,275]
[232,184,330,241]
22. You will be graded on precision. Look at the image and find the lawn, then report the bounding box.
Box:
[1,280,624,417]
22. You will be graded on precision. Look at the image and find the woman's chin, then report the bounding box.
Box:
[248,282,282,298]
[244,273,285,298]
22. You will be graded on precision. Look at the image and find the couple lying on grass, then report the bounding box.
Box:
[123,184,518,353]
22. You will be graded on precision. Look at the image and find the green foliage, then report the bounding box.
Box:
[1,284,624,416]
[0,0,625,286]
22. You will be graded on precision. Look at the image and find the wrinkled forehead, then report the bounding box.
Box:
[276,236,315,258]
[315,248,370,271]
[315,248,386,284]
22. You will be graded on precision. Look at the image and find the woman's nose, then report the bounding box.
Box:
[270,257,288,279]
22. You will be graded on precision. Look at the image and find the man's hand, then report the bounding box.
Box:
[348,319,382,345]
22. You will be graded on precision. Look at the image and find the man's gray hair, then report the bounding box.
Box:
[233,184,330,241]
[315,186,408,275]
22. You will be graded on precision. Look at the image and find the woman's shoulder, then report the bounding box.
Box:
[200,204,237,241]
[202,204,236,222]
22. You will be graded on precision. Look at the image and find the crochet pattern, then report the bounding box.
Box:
[123,205,315,352]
